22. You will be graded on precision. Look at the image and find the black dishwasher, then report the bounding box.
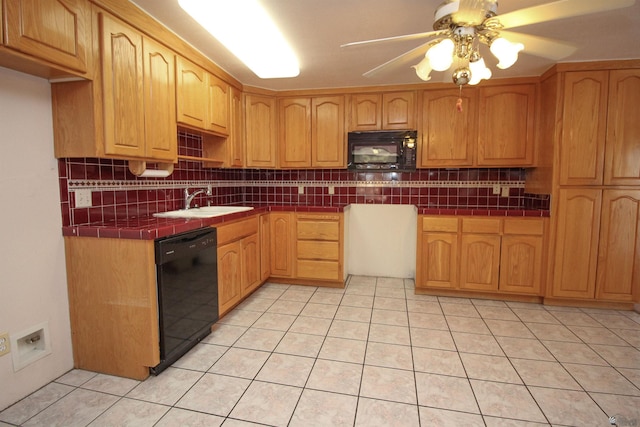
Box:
[152,228,218,374]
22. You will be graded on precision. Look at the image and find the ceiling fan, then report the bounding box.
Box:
[341,0,636,86]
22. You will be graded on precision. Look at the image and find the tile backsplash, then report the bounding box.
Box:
[58,132,550,226]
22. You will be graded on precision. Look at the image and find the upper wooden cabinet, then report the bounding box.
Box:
[52,11,177,162]
[559,71,608,186]
[279,95,345,168]
[605,69,640,186]
[560,69,640,186]
[245,94,278,168]
[228,86,244,168]
[349,91,416,131]
[2,0,91,75]
[420,88,478,167]
[477,84,536,166]
[176,57,229,136]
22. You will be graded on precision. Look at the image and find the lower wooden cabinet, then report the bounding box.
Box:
[551,188,640,303]
[417,216,546,296]
[217,216,261,315]
[270,212,295,277]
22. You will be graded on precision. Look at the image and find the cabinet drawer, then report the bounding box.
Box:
[297,221,339,241]
[462,218,502,234]
[297,241,339,260]
[296,260,340,281]
[422,216,459,232]
[503,218,544,236]
[216,216,258,245]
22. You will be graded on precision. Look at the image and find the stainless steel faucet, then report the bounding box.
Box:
[184,185,212,209]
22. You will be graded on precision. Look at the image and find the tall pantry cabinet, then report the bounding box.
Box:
[542,65,640,305]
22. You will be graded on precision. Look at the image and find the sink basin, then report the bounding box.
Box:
[153,206,254,219]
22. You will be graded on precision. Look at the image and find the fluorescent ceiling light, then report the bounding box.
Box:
[178,0,300,79]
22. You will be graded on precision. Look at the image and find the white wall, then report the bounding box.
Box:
[0,67,73,410]
[347,204,417,278]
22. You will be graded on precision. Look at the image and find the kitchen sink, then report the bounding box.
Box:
[153,206,254,219]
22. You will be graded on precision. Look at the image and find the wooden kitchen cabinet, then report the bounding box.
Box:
[64,237,159,380]
[420,89,477,167]
[605,69,640,186]
[296,213,344,283]
[52,11,177,162]
[207,73,229,135]
[2,0,91,76]
[477,84,536,166]
[228,86,244,167]
[349,91,415,131]
[217,216,261,315]
[279,95,345,168]
[416,217,459,289]
[417,216,546,296]
[270,212,295,277]
[459,218,502,292]
[551,189,602,299]
[259,213,271,281]
[245,94,278,168]
[595,190,640,302]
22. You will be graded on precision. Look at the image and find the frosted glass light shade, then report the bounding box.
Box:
[426,39,454,71]
[413,56,432,81]
[490,37,524,69]
[468,57,492,85]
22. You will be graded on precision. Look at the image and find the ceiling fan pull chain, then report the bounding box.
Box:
[456,85,463,113]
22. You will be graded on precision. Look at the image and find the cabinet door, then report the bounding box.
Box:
[100,14,145,158]
[218,241,242,315]
[241,234,261,295]
[176,56,208,129]
[228,86,244,167]
[259,213,271,281]
[417,232,458,289]
[207,74,229,135]
[349,93,381,130]
[552,189,602,299]
[605,69,640,186]
[143,38,176,161]
[245,94,277,168]
[312,96,345,168]
[595,190,640,301]
[382,91,416,130]
[478,84,536,166]
[420,89,477,167]
[560,71,608,185]
[279,97,311,168]
[500,235,542,295]
[4,0,90,73]
[270,212,294,277]
[459,234,501,291]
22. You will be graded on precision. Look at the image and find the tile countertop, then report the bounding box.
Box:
[62,205,549,240]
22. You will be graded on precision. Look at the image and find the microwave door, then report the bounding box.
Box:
[352,145,398,165]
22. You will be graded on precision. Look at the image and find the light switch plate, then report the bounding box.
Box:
[75,189,92,208]
[501,186,510,197]
[298,186,304,195]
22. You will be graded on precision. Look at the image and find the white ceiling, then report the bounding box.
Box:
[130,0,640,91]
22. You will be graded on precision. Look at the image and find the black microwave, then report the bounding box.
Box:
[347,130,417,171]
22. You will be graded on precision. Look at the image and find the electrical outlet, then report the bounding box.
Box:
[492,184,501,195]
[74,189,92,208]
[501,186,510,197]
[298,185,304,195]
[328,185,335,195]
[0,332,10,357]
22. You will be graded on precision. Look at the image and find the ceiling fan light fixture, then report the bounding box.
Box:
[413,56,433,81]
[178,0,299,79]
[489,37,524,69]
[468,54,492,85]
[426,38,455,71]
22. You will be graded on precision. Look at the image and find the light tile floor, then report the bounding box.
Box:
[2,275,640,426]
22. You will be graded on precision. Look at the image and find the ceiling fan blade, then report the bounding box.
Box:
[497,0,636,29]
[499,30,577,60]
[340,30,448,48]
[363,39,443,78]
